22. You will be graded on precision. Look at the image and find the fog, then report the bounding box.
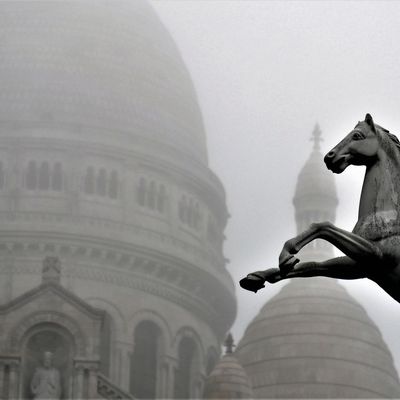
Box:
[151,0,400,371]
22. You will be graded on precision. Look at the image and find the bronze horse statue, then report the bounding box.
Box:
[240,114,400,303]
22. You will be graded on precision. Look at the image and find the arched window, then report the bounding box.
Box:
[0,161,5,190]
[38,162,50,190]
[26,161,37,190]
[194,203,201,230]
[137,178,146,206]
[174,337,196,398]
[130,321,161,399]
[52,162,63,191]
[206,351,217,377]
[147,181,156,210]
[157,184,166,213]
[85,167,95,194]
[179,196,188,223]
[96,168,107,196]
[187,200,194,228]
[109,170,118,199]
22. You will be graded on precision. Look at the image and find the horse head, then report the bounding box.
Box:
[324,113,379,173]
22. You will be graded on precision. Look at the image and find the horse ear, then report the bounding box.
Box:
[365,113,377,133]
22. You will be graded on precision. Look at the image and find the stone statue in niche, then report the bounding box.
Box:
[240,114,400,303]
[31,351,61,399]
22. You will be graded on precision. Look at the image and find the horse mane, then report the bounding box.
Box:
[376,124,400,154]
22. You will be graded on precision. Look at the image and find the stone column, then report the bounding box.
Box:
[8,361,19,399]
[0,362,5,399]
[88,366,98,399]
[73,365,85,399]
[193,374,205,398]
[165,358,178,398]
[116,342,131,392]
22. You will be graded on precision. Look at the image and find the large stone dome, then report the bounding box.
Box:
[0,0,208,163]
[0,1,235,396]
[236,274,400,398]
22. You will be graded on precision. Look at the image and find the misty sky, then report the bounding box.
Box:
[151,0,400,371]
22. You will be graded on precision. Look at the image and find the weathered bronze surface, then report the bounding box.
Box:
[240,114,400,303]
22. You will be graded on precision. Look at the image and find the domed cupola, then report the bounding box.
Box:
[235,278,400,398]
[294,125,338,227]
[293,124,339,260]
[203,333,254,399]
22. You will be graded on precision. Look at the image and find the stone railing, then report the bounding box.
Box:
[97,373,135,399]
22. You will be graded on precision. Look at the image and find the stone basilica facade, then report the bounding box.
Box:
[0,1,236,399]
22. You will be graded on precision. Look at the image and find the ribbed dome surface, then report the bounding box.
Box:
[0,0,208,163]
[236,278,400,398]
[204,354,254,399]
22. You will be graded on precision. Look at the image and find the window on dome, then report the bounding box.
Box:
[130,321,161,399]
[137,177,146,206]
[38,162,50,190]
[136,177,167,213]
[26,161,37,190]
[147,181,156,210]
[84,167,95,194]
[109,170,118,199]
[97,168,107,196]
[52,162,63,191]
[179,195,202,231]
[157,184,166,212]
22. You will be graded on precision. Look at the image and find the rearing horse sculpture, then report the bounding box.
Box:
[240,114,400,303]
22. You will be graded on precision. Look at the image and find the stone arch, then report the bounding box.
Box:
[129,309,172,350]
[84,297,126,380]
[128,310,172,399]
[205,346,219,376]
[172,326,206,398]
[7,311,87,357]
[84,297,127,337]
[20,322,76,399]
[172,326,205,364]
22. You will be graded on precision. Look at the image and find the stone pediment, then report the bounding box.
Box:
[0,281,105,360]
[0,281,104,320]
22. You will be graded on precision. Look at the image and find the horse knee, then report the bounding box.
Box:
[310,221,333,231]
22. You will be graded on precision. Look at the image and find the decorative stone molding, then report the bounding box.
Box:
[7,311,86,356]
[0,239,236,336]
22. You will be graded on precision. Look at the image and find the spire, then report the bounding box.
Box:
[224,332,235,354]
[310,123,323,151]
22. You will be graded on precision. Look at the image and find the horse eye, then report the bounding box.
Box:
[352,132,364,140]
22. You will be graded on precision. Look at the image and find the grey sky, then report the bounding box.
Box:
[151,0,400,371]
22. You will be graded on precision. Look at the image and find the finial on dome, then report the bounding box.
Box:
[311,123,323,151]
[224,332,235,354]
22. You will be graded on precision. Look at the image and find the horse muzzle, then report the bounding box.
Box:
[324,152,350,173]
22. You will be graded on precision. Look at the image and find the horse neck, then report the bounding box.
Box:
[358,150,400,220]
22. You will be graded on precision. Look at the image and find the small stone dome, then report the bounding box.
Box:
[204,334,253,399]
[293,124,338,209]
[236,278,400,398]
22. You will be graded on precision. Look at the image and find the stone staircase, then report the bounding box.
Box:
[97,373,135,399]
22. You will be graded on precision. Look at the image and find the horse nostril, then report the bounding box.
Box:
[325,151,335,159]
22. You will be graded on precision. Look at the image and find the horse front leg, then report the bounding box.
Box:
[279,221,383,275]
[240,257,366,293]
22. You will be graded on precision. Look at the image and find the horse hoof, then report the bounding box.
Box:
[239,273,265,293]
